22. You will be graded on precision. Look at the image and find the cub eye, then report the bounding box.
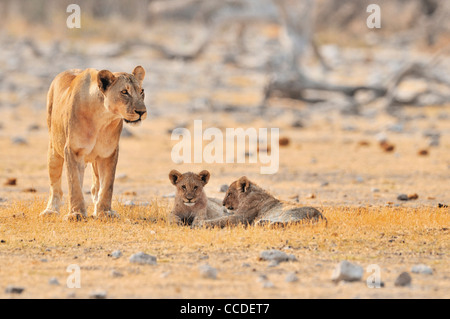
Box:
[140,89,145,95]
[193,186,198,191]
[121,89,129,95]
[181,185,186,190]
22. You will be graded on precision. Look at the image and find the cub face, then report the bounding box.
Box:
[222,176,251,211]
[169,170,210,206]
[97,66,147,126]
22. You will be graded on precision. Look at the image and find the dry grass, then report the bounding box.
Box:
[0,198,448,299]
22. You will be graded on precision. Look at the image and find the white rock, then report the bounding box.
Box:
[129,252,157,265]
[411,264,433,275]
[110,250,122,259]
[331,260,364,283]
[258,249,296,263]
[198,264,217,279]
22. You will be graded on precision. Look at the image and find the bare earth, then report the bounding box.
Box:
[0,105,449,299]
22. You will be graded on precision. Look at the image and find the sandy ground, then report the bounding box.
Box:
[0,105,449,299]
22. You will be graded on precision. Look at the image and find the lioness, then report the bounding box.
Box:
[199,176,327,227]
[40,66,147,220]
[169,170,226,225]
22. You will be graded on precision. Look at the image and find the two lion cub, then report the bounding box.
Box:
[169,170,326,227]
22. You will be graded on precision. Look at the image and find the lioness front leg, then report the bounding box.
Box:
[40,142,64,217]
[64,146,87,221]
[93,148,119,219]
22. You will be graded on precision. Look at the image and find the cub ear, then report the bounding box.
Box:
[238,176,251,193]
[198,170,210,185]
[97,70,116,93]
[169,170,182,186]
[132,66,146,86]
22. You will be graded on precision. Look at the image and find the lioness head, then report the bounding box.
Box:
[169,170,210,207]
[97,66,147,126]
[222,176,251,211]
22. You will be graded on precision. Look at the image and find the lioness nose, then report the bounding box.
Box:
[135,110,146,117]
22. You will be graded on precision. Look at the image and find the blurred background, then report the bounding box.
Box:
[0,0,449,207]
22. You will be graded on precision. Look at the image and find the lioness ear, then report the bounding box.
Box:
[198,170,210,185]
[132,66,145,86]
[169,170,182,186]
[97,70,116,93]
[239,176,250,193]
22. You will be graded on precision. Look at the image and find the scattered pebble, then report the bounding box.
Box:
[438,203,448,208]
[198,264,217,279]
[331,260,364,283]
[111,270,124,278]
[4,178,17,186]
[48,277,60,286]
[89,290,107,299]
[258,249,296,264]
[5,285,25,294]
[417,149,429,156]
[285,272,299,283]
[371,188,380,193]
[397,194,409,201]
[279,137,290,147]
[411,264,433,275]
[11,136,28,145]
[129,252,157,265]
[110,250,122,259]
[115,173,128,181]
[262,281,275,288]
[394,272,412,287]
[380,141,395,152]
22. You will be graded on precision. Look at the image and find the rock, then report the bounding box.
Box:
[408,193,419,200]
[89,290,107,299]
[258,250,296,263]
[48,277,60,286]
[291,120,304,128]
[129,252,157,265]
[411,264,433,275]
[111,270,124,278]
[5,285,25,294]
[27,124,40,131]
[331,260,364,283]
[198,264,217,279]
[11,136,27,145]
[4,178,17,186]
[285,272,299,283]
[417,149,429,156]
[110,250,122,259]
[115,173,128,181]
[262,281,275,288]
[371,188,380,193]
[394,272,412,287]
[438,203,448,208]
[279,137,290,147]
[219,184,229,192]
[397,194,409,201]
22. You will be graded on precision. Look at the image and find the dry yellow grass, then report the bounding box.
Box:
[0,198,448,299]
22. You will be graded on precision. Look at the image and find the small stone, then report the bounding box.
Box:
[89,290,107,299]
[5,285,25,294]
[394,272,412,287]
[285,272,299,283]
[4,178,17,186]
[331,260,364,283]
[258,250,296,263]
[262,281,275,288]
[129,252,157,265]
[219,184,229,192]
[198,264,217,279]
[371,188,380,193]
[256,274,268,283]
[411,264,433,275]
[48,277,60,286]
[11,136,27,145]
[110,250,122,259]
[111,270,124,278]
[397,194,409,201]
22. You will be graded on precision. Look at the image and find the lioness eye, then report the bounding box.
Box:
[193,186,198,190]
[181,185,186,190]
[121,89,129,95]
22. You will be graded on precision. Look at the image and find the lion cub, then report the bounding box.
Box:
[169,170,224,225]
[200,176,327,227]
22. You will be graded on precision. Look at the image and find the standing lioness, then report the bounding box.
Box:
[40,66,147,220]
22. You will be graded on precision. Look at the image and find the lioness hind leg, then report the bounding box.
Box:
[91,162,100,204]
[93,148,119,219]
[40,145,64,217]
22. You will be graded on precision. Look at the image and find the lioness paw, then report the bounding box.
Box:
[39,209,60,217]
[94,210,119,220]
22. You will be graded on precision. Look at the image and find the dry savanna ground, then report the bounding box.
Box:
[0,105,449,299]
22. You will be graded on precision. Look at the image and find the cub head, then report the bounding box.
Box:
[169,170,210,207]
[97,66,147,126]
[222,176,251,211]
